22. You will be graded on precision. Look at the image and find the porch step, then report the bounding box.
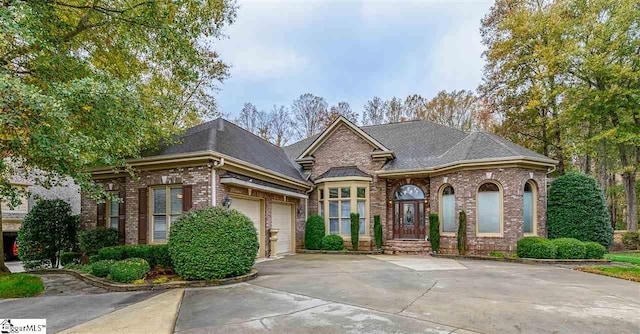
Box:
[382,240,431,255]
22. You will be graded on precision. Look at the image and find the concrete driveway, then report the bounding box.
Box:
[176,254,640,334]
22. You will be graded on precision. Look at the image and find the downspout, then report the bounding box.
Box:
[211,158,225,206]
[545,165,556,237]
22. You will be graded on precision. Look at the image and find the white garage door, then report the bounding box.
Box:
[230,197,262,257]
[272,203,293,255]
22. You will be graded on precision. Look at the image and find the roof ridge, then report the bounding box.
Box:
[479,131,520,156]
[221,118,287,150]
[437,132,476,160]
[361,119,469,135]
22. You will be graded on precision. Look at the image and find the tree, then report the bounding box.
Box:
[386,97,404,123]
[17,199,78,269]
[269,105,293,147]
[291,93,327,139]
[0,0,237,270]
[361,97,387,126]
[424,90,480,131]
[547,172,613,248]
[321,102,358,128]
[237,103,259,133]
[404,94,427,120]
[255,110,272,141]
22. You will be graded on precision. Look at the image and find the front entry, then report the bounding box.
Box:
[392,185,426,240]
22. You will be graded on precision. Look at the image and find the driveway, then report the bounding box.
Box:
[176,254,640,334]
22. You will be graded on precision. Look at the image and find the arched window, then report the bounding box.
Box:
[477,182,502,236]
[393,185,425,200]
[524,181,537,235]
[439,185,456,234]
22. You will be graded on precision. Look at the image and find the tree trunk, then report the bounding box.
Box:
[0,203,11,273]
[622,171,638,231]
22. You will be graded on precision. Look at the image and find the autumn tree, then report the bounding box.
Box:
[404,94,427,120]
[321,102,359,128]
[0,0,237,272]
[291,93,327,139]
[386,97,404,123]
[424,90,480,132]
[362,97,387,125]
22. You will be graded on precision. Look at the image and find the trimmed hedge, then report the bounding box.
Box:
[61,252,81,266]
[89,254,100,264]
[321,235,344,251]
[168,206,259,280]
[96,244,172,268]
[457,211,467,255]
[151,244,172,268]
[548,172,613,248]
[109,258,150,283]
[304,215,325,250]
[551,238,587,259]
[79,227,119,255]
[429,213,440,253]
[622,231,640,250]
[350,213,359,251]
[584,241,607,259]
[374,215,383,250]
[517,237,557,259]
[91,260,115,277]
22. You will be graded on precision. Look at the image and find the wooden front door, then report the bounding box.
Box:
[393,200,426,239]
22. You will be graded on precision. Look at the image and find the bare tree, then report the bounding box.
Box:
[386,97,404,123]
[269,105,293,147]
[361,97,387,125]
[291,93,327,139]
[255,110,272,141]
[321,102,359,128]
[236,103,258,133]
[404,94,427,120]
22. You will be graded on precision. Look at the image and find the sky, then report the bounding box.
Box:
[214,0,494,119]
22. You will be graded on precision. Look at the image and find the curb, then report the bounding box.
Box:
[431,254,612,265]
[29,268,258,292]
[297,249,383,255]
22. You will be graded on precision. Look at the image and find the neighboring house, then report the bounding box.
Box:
[81,117,557,257]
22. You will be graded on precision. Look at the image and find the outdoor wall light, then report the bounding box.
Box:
[222,195,232,210]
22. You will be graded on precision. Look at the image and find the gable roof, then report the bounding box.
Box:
[284,119,556,173]
[146,118,306,181]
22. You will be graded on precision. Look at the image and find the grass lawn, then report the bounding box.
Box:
[0,273,45,298]
[576,266,640,282]
[604,252,640,265]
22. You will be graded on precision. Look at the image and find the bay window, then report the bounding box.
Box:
[317,182,369,238]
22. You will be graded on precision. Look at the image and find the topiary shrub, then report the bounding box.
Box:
[584,241,607,259]
[79,227,118,256]
[457,210,467,255]
[551,238,587,259]
[429,213,440,253]
[350,213,359,251]
[61,252,81,266]
[321,235,344,251]
[17,199,79,269]
[621,231,640,250]
[548,172,613,248]
[374,215,383,250]
[168,206,259,280]
[517,237,557,259]
[91,260,115,277]
[109,258,150,283]
[304,215,325,250]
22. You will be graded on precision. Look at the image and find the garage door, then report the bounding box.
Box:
[230,197,262,257]
[272,203,293,255]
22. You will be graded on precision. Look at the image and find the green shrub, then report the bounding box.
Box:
[429,213,440,253]
[517,237,557,259]
[97,244,170,267]
[61,252,81,266]
[374,215,383,250]
[489,251,506,258]
[584,241,607,259]
[304,215,325,250]
[89,254,101,264]
[350,212,359,251]
[551,238,587,259]
[548,172,613,248]
[64,264,91,273]
[79,227,118,255]
[17,199,79,268]
[168,206,259,280]
[150,244,172,268]
[109,258,150,283]
[622,231,640,250]
[321,235,344,251]
[457,211,467,255]
[91,260,115,277]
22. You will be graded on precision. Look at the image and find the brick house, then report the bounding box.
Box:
[81,117,556,256]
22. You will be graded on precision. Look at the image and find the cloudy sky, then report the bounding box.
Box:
[214,0,494,119]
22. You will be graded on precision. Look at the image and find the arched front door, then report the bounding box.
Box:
[392,185,426,239]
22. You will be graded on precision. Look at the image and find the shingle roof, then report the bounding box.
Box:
[315,166,371,181]
[284,119,556,171]
[146,118,306,181]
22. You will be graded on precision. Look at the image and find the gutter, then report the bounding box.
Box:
[375,157,558,177]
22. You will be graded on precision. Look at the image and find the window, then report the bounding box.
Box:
[477,182,502,236]
[393,185,424,200]
[318,182,369,238]
[440,185,456,234]
[150,186,183,243]
[524,181,537,235]
[106,193,121,230]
